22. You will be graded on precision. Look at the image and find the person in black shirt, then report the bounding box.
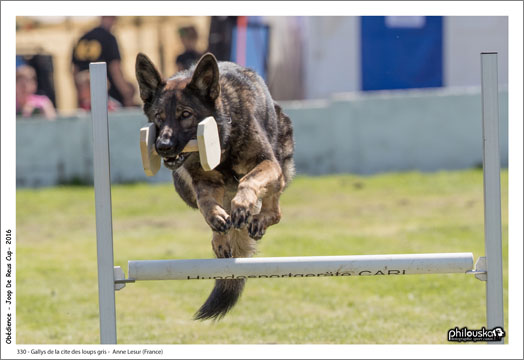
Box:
[175,26,202,71]
[206,16,237,62]
[72,16,135,107]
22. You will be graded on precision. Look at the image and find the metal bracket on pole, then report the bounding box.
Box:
[466,257,487,281]
[114,266,135,290]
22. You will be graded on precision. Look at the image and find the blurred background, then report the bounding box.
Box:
[15,16,509,186]
[13,15,511,344]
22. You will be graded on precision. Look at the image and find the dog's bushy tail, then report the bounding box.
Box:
[193,278,246,321]
[194,230,257,321]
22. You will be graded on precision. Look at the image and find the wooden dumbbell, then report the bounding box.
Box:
[140,116,221,176]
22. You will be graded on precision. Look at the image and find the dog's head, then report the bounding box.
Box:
[136,52,220,170]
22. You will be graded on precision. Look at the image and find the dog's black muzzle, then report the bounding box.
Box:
[156,138,191,170]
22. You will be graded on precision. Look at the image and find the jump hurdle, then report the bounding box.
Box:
[126,253,474,281]
[89,52,504,344]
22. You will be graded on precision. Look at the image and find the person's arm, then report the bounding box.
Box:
[108,60,135,106]
[42,98,57,120]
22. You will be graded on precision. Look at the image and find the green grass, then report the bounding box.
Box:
[16,169,508,344]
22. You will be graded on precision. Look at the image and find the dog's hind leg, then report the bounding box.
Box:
[211,232,232,258]
[196,229,255,321]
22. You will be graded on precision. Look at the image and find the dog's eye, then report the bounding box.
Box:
[181,110,192,119]
[154,113,163,122]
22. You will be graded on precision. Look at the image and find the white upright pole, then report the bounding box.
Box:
[480,52,504,343]
[90,62,117,344]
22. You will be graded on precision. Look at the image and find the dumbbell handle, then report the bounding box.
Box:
[151,140,199,155]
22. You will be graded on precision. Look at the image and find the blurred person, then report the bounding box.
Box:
[75,70,120,112]
[207,16,237,61]
[175,26,202,71]
[16,65,56,120]
[72,16,135,107]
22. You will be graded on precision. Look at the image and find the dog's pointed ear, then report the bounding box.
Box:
[136,53,163,103]
[188,53,220,101]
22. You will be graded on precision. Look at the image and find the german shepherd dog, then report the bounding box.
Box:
[136,53,295,320]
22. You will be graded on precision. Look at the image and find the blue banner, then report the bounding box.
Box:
[231,23,270,81]
[361,16,443,91]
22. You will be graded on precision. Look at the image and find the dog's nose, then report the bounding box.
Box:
[156,138,175,154]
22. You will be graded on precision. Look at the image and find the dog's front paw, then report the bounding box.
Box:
[231,188,258,229]
[230,205,251,229]
[247,214,267,240]
[205,207,232,234]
